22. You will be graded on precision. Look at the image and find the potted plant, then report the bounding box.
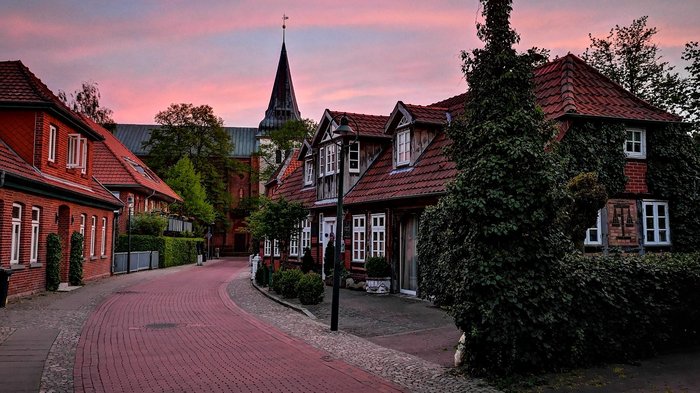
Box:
[364,256,391,294]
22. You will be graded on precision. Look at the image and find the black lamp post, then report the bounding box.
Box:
[126,195,134,274]
[331,114,358,332]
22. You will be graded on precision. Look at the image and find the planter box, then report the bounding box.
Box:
[366,277,390,294]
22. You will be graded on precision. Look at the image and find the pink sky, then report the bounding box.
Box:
[2,0,698,127]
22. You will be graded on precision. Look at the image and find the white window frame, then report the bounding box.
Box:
[30,207,40,263]
[48,125,57,162]
[67,134,86,169]
[90,216,96,257]
[80,138,88,174]
[101,217,107,256]
[301,219,311,252]
[352,215,366,262]
[326,144,336,175]
[304,159,314,186]
[289,224,300,257]
[349,141,360,174]
[642,200,671,246]
[11,203,22,264]
[396,129,410,166]
[584,210,603,246]
[79,214,86,237]
[273,239,280,257]
[318,147,325,178]
[371,213,386,257]
[264,238,271,256]
[624,128,646,159]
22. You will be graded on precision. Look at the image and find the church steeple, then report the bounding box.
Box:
[258,16,301,136]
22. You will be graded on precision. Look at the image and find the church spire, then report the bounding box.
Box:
[258,16,301,136]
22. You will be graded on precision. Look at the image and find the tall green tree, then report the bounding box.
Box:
[165,156,216,225]
[245,197,308,267]
[258,119,316,181]
[418,0,569,375]
[58,81,116,131]
[581,16,684,114]
[682,41,700,133]
[145,103,233,222]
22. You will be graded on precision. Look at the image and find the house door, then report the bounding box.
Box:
[321,217,336,279]
[400,215,419,295]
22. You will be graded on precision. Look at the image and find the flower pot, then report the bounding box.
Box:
[365,277,390,294]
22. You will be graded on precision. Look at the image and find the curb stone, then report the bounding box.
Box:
[251,281,317,319]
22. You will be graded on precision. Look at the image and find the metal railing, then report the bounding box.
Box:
[113,251,159,274]
[167,217,193,233]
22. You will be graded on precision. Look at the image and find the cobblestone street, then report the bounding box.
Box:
[0,258,498,392]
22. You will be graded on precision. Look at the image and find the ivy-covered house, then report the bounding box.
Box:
[264,53,684,295]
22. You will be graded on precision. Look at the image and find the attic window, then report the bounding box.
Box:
[67,134,86,170]
[124,157,155,181]
[349,142,360,173]
[396,129,410,166]
[304,159,314,185]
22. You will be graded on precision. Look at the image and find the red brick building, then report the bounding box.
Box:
[264,54,681,296]
[86,115,182,233]
[0,61,123,297]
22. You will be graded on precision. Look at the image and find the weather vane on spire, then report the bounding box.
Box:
[282,14,289,42]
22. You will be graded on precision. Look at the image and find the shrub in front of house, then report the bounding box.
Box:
[278,269,305,299]
[131,212,168,236]
[45,233,61,291]
[365,256,390,278]
[69,232,84,286]
[117,235,202,268]
[271,268,285,294]
[297,272,324,305]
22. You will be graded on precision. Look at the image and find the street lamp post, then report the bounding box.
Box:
[127,195,134,274]
[331,114,357,332]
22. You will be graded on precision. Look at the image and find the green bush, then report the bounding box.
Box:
[434,251,700,376]
[255,265,269,287]
[271,268,284,294]
[278,269,304,299]
[323,240,335,277]
[45,233,61,291]
[116,235,202,268]
[365,256,390,278]
[131,213,168,236]
[69,232,84,286]
[297,272,324,305]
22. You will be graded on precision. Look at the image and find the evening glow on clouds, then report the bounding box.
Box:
[2,0,699,126]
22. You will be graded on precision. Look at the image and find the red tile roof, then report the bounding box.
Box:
[533,54,680,122]
[344,131,456,205]
[0,61,102,140]
[270,150,315,207]
[84,115,182,203]
[0,137,122,207]
[429,54,680,124]
[327,111,389,138]
[403,104,449,125]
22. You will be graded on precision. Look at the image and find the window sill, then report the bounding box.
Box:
[10,264,26,271]
[90,256,98,261]
[100,255,108,259]
[30,263,43,268]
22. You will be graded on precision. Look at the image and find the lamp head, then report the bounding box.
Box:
[333,114,354,139]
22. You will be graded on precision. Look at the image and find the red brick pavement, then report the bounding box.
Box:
[74,258,403,393]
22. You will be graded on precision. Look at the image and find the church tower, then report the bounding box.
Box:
[258,16,301,136]
[256,16,302,194]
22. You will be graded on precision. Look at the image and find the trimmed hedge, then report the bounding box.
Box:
[278,269,304,298]
[447,252,700,376]
[45,233,61,291]
[297,272,324,305]
[255,265,269,287]
[116,235,203,268]
[69,232,84,286]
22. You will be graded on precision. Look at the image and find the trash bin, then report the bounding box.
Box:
[0,269,13,308]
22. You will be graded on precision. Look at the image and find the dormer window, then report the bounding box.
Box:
[304,159,314,185]
[326,144,336,174]
[396,129,410,166]
[67,134,87,170]
[349,142,360,173]
[318,147,325,178]
[624,128,646,159]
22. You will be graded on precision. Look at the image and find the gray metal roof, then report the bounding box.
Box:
[114,124,259,158]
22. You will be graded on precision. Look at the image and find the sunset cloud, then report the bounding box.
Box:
[1,0,698,127]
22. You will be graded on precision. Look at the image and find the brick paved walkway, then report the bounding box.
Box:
[74,259,402,392]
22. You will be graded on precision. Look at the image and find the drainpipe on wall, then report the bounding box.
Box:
[111,210,120,275]
[144,189,156,212]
